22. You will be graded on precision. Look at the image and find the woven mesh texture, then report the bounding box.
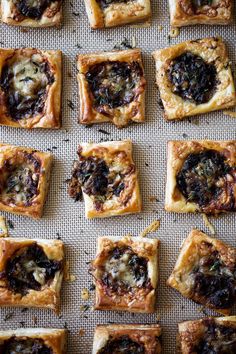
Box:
[0,1,236,353]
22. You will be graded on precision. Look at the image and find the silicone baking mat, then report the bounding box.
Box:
[0,1,236,353]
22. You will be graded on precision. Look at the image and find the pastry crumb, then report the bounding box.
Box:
[140,220,160,237]
[168,27,180,38]
[202,214,215,235]
[0,216,8,237]
[223,110,236,118]
[78,328,85,336]
[149,196,159,202]
[157,25,163,31]
[130,20,151,28]
[132,35,136,48]
[64,261,76,281]
[81,288,90,301]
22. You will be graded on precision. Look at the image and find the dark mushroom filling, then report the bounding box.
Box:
[0,153,41,207]
[179,0,215,15]
[176,150,236,211]
[168,52,217,104]
[0,337,53,354]
[192,318,236,354]
[1,243,62,295]
[0,53,54,121]
[98,335,145,354]
[96,0,131,9]
[100,247,151,295]
[15,0,58,20]
[85,61,144,112]
[191,247,236,309]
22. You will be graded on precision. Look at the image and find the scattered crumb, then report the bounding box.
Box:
[0,216,8,237]
[202,214,215,235]
[64,261,76,281]
[140,220,160,237]
[156,313,161,321]
[168,27,180,38]
[78,328,85,336]
[130,20,151,28]
[149,196,159,202]
[81,288,90,301]
[32,316,38,325]
[20,28,29,33]
[157,25,163,31]
[223,110,236,118]
[131,35,136,48]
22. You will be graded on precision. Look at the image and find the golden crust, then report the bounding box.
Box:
[77,49,146,128]
[169,0,233,26]
[92,235,159,313]
[165,140,236,214]
[93,324,161,354]
[0,143,53,219]
[178,316,236,354]
[84,0,151,28]
[167,229,236,315]
[77,140,142,218]
[152,37,236,121]
[0,48,62,129]
[0,328,66,353]
[1,1,62,27]
[0,238,64,313]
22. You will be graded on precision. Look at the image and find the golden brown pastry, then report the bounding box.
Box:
[84,0,151,28]
[178,316,236,353]
[0,238,64,313]
[93,324,161,353]
[91,235,159,312]
[167,229,236,315]
[68,140,142,218]
[152,37,236,121]
[0,143,53,218]
[0,328,66,353]
[165,140,236,214]
[77,49,146,127]
[1,0,62,27]
[169,0,233,26]
[0,48,62,129]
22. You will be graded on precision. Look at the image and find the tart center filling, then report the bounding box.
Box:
[101,247,150,294]
[14,0,56,19]
[1,337,53,354]
[176,150,236,211]
[98,335,145,354]
[4,243,62,295]
[85,61,143,111]
[96,0,131,9]
[0,53,54,121]
[168,52,217,104]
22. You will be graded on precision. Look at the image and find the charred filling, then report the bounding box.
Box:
[68,156,127,206]
[96,0,131,9]
[0,337,53,354]
[15,0,58,20]
[100,247,151,295]
[192,246,236,309]
[0,54,54,121]
[0,153,41,207]
[85,61,143,111]
[98,335,145,354]
[168,52,217,104]
[193,319,236,354]
[176,150,234,210]
[1,243,62,295]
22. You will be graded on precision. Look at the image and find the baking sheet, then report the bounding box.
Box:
[0,1,236,353]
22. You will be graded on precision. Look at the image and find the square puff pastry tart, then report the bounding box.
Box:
[0,48,62,129]
[68,140,142,218]
[93,324,161,354]
[169,0,233,27]
[0,238,64,313]
[0,328,66,353]
[84,0,151,29]
[178,316,236,354]
[152,37,236,121]
[165,140,236,214]
[77,49,146,128]
[0,143,53,219]
[91,235,159,313]
[167,229,236,315]
[1,0,62,27]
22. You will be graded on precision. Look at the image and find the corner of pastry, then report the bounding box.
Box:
[84,0,151,29]
[0,328,67,353]
[167,229,236,315]
[67,140,142,218]
[152,37,236,121]
[77,49,146,127]
[169,0,233,26]
[92,324,161,353]
[1,0,62,27]
[0,47,62,129]
[165,140,236,214]
[178,316,236,353]
[90,235,159,313]
[0,238,64,313]
[0,143,53,218]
